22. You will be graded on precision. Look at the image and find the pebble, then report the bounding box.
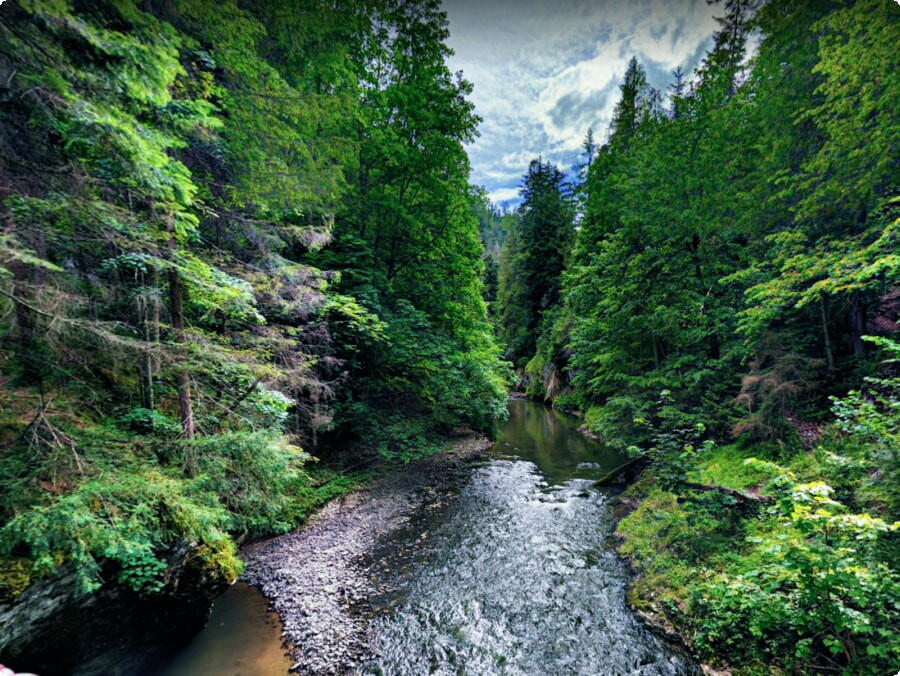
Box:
[240,434,490,675]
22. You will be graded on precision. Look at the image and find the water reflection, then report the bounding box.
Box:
[364,399,696,676]
[496,399,626,485]
[146,583,290,676]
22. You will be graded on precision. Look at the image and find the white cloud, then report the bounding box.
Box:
[487,187,523,204]
[443,0,721,203]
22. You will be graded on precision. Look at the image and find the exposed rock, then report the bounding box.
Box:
[0,542,228,676]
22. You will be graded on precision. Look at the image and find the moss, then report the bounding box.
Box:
[524,353,547,399]
[616,484,695,616]
[617,486,688,561]
[0,558,33,602]
[583,406,605,433]
[192,542,242,584]
[695,443,777,492]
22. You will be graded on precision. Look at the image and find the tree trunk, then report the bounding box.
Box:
[138,269,159,411]
[820,291,836,371]
[849,291,866,357]
[166,214,195,441]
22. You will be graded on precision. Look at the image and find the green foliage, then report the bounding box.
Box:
[373,417,442,463]
[696,442,778,493]
[524,353,547,399]
[828,335,900,518]
[295,0,509,446]
[0,470,239,595]
[329,295,508,453]
[117,408,181,438]
[0,0,506,611]
[616,387,899,675]
[830,336,899,452]
[552,0,898,458]
[736,199,899,348]
[624,390,714,486]
[617,486,691,570]
[496,160,575,369]
[187,431,311,537]
[796,0,900,224]
[692,461,899,673]
[517,2,899,673]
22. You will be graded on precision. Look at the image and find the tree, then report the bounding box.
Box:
[497,159,574,369]
[734,0,899,372]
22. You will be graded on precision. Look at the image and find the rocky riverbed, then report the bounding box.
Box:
[240,433,491,675]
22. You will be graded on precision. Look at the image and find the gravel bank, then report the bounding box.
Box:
[240,433,491,675]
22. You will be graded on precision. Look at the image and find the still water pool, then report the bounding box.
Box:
[147,582,291,676]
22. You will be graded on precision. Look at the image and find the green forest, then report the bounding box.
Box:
[0,0,505,620]
[0,0,897,674]
[494,0,899,672]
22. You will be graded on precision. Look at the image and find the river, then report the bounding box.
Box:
[148,399,695,675]
[360,399,694,675]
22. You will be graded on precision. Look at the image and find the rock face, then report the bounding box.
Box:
[0,542,228,676]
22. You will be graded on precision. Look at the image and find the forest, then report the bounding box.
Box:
[0,0,506,652]
[0,0,897,674]
[493,0,898,672]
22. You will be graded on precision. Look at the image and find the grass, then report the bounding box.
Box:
[613,430,899,674]
[694,442,778,492]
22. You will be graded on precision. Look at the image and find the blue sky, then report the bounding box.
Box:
[441,0,722,206]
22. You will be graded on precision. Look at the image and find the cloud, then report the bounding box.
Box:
[487,187,523,204]
[443,0,721,204]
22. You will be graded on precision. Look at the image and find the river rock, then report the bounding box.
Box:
[242,432,490,676]
[0,541,229,676]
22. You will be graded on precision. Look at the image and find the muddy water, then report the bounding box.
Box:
[145,582,291,676]
[361,399,697,675]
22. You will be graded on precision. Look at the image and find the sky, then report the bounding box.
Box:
[441,0,722,206]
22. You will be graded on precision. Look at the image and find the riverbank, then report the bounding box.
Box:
[610,438,898,675]
[240,432,491,674]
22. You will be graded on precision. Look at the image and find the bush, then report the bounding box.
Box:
[116,408,181,437]
[188,431,312,538]
[690,461,900,673]
[627,390,714,487]
[0,471,239,595]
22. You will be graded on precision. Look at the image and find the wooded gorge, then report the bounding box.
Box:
[0,0,505,644]
[0,0,898,674]
[493,0,898,672]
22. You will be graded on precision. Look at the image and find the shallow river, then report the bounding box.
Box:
[149,399,695,675]
[361,399,695,675]
[147,582,292,675]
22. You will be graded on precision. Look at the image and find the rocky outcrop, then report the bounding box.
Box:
[0,542,228,676]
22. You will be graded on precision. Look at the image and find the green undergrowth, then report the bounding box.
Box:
[695,442,780,492]
[616,431,899,675]
[0,391,361,602]
[0,382,477,605]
